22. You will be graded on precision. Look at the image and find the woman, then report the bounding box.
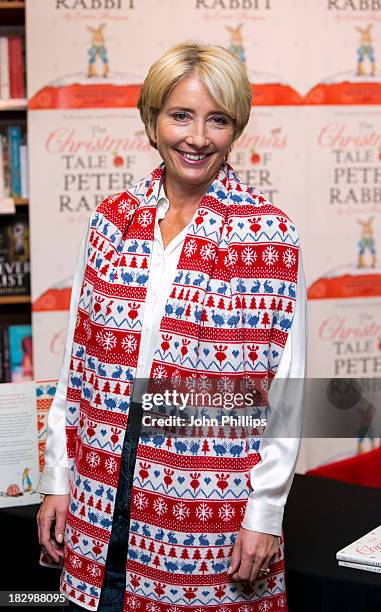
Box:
[37,42,306,611]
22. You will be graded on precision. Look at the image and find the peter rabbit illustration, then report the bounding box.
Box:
[356,25,376,77]
[358,217,377,268]
[226,24,246,64]
[87,23,109,78]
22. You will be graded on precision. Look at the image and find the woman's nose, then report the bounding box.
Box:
[186,121,209,149]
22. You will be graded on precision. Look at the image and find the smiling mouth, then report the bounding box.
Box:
[176,150,212,161]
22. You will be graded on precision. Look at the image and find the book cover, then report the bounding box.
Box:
[8,125,21,198]
[336,525,381,568]
[0,212,30,296]
[8,324,33,383]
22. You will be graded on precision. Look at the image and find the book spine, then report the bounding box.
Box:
[2,327,10,383]
[14,36,25,99]
[0,37,10,99]
[8,125,21,198]
[20,144,28,199]
[337,553,381,568]
[0,135,5,200]
[8,37,17,99]
[1,132,11,197]
[339,560,381,574]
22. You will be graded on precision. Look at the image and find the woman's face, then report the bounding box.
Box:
[155,71,235,191]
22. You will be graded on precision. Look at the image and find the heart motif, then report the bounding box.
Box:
[238,222,244,229]
[86,289,91,296]
[272,350,279,358]
[174,342,179,348]
[230,587,237,593]
[263,350,268,356]
[203,348,210,356]
[154,470,160,477]
[69,406,76,414]
[100,429,107,436]
[234,478,241,485]
[266,220,273,226]
[202,591,209,597]
[232,350,239,358]
[83,539,89,546]
[209,218,216,225]
[291,226,295,232]
[170,589,178,595]
[178,476,185,483]
[204,477,211,484]
[117,305,123,313]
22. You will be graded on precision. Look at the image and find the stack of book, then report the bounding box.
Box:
[337,525,381,574]
[0,123,28,200]
[0,33,25,100]
[0,323,33,383]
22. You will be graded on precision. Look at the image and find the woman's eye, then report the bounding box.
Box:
[210,115,229,125]
[173,112,189,121]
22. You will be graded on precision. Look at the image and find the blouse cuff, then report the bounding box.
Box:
[241,496,284,536]
[36,466,70,495]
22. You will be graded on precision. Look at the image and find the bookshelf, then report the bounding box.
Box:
[0,0,30,383]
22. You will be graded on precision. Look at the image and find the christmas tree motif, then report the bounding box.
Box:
[193,549,202,560]
[118,254,127,267]
[205,549,214,561]
[88,495,94,508]
[191,290,200,303]
[77,360,83,373]
[130,256,138,268]
[104,502,112,514]
[99,263,109,276]
[202,439,210,455]
[277,298,283,311]
[148,541,155,553]
[180,548,190,560]
[104,249,114,262]
[79,505,86,518]
[241,296,247,309]
[158,544,165,556]
[140,257,148,269]
[169,547,177,558]
[139,538,146,550]
[184,289,190,301]
[269,297,277,310]
[153,555,161,568]
[206,295,215,308]
[102,380,111,393]
[113,382,121,395]
[249,296,257,309]
[235,296,241,308]
[184,304,191,317]
[95,498,102,511]
[170,287,177,299]
[259,297,266,309]
[94,393,102,407]
[261,312,270,327]
[178,288,184,300]
[217,297,225,310]
[286,300,293,314]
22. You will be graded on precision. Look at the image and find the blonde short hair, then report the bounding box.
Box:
[137,41,252,149]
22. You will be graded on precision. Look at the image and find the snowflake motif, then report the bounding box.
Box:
[277,595,287,608]
[153,497,168,516]
[199,243,216,260]
[171,370,182,388]
[241,246,257,265]
[197,375,212,394]
[152,365,168,379]
[83,319,92,341]
[105,456,117,474]
[224,249,238,268]
[121,334,137,354]
[262,245,279,266]
[88,563,101,578]
[217,608,231,612]
[259,602,273,612]
[96,330,117,352]
[118,197,133,213]
[173,501,190,521]
[146,603,160,612]
[218,503,235,522]
[185,374,198,392]
[217,377,234,393]
[184,239,197,258]
[134,492,148,510]
[283,247,296,269]
[71,556,82,569]
[196,502,213,522]
[125,596,140,610]
[138,210,153,228]
[238,606,251,612]
[169,606,182,612]
[86,451,100,468]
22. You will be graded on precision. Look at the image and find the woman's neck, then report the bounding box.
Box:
[164,175,212,211]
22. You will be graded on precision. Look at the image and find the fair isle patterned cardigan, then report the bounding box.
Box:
[62,162,299,611]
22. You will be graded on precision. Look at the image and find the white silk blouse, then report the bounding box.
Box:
[37,186,307,537]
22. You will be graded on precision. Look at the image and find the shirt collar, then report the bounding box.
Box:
[156,182,169,221]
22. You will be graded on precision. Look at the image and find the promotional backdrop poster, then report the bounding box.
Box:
[26,0,381,468]
[0,382,40,507]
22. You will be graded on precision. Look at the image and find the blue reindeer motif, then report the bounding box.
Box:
[174,271,183,283]
[111,365,123,379]
[184,271,191,284]
[141,241,150,254]
[263,280,274,293]
[237,279,247,292]
[97,363,107,377]
[193,273,204,286]
[127,240,139,253]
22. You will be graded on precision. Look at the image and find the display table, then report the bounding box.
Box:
[1,474,380,611]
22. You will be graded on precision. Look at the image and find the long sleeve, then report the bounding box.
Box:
[36,221,90,495]
[241,249,307,536]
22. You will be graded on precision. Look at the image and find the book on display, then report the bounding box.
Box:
[336,525,381,569]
